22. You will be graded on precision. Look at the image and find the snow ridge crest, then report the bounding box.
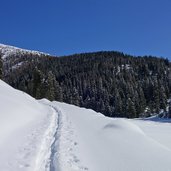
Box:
[0,43,49,59]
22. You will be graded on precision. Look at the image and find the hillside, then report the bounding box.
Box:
[1,80,171,171]
[0,80,58,170]
[0,44,171,118]
[0,44,48,59]
[0,44,50,76]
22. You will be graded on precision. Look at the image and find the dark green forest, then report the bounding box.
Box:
[2,51,171,118]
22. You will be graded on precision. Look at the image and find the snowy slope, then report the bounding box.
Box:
[0,80,58,171]
[0,43,48,59]
[1,79,171,171]
[0,44,51,75]
[49,102,171,171]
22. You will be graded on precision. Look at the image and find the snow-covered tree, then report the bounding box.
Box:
[0,53,2,79]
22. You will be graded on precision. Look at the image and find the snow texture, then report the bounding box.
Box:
[49,102,171,171]
[0,80,57,171]
[1,80,171,171]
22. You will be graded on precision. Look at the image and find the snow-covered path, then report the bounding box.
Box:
[40,100,62,171]
[0,81,58,171]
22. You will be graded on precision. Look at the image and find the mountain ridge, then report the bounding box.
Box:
[1,43,169,60]
[0,43,50,59]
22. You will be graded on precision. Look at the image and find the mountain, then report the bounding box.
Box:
[0,43,49,59]
[0,44,50,76]
[1,79,171,171]
[0,44,171,118]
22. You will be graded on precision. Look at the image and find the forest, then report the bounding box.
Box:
[1,51,171,118]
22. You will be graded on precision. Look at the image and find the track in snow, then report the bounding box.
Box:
[49,105,62,171]
[40,100,171,171]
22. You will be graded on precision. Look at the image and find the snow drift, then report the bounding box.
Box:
[50,102,171,171]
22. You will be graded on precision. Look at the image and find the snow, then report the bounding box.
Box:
[0,43,49,59]
[49,102,171,171]
[0,44,51,75]
[0,80,57,171]
[1,79,171,171]
[11,61,24,70]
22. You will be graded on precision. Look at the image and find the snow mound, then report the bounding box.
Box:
[103,118,145,135]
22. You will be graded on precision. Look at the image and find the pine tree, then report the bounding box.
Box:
[46,71,56,101]
[168,71,171,118]
[0,54,2,79]
[159,86,167,110]
[127,98,136,118]
[55,81,63,101]
[72,87,80,106]
[138,87,146,114]
[115,92,123,117]
[153,81,160,113]
[33,68,42,99]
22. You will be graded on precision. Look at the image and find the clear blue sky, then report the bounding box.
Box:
[0,0,171,59]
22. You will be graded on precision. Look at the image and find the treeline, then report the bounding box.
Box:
[3,51,171,118]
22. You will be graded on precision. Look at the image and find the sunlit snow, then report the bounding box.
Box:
[1,80,171,171]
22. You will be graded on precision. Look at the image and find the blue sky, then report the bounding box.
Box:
[0,0,171,59]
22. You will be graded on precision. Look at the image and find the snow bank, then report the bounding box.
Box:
[51,102,171,171]
[0,80,57,171]
[1,79,171,171]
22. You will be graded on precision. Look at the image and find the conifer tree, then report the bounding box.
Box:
[55,81,63,102]
[127,98,136,118]
[33,68,42,99]
[0,54,2,79]
[46,71,56,101]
